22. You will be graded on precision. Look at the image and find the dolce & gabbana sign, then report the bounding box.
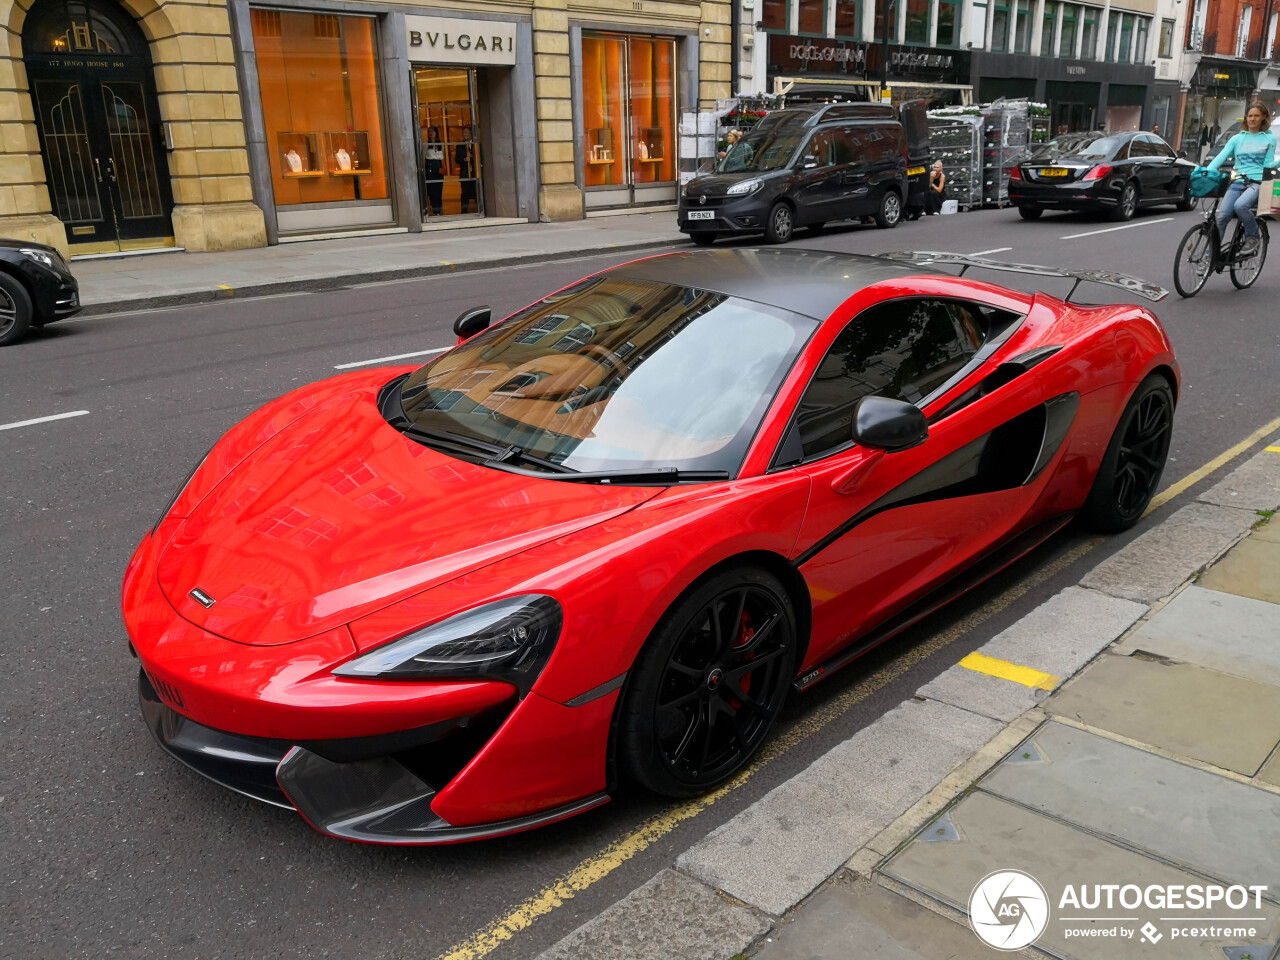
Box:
[404,15,517,66]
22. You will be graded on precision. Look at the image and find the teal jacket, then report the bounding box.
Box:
[1208,130,1277,182]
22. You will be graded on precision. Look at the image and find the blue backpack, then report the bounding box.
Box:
[1189,167,1230,198]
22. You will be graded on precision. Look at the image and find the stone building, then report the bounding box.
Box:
[0,0,733,255]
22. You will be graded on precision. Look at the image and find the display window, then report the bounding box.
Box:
[582,34,675,190]
[251,9,389,208]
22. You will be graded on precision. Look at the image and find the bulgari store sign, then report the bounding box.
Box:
[404,15,517,65]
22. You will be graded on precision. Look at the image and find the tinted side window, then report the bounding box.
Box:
[792,299,984,460]
[1127,137,1153,158]
[800,130,838,169]
[1147,134,1176,158]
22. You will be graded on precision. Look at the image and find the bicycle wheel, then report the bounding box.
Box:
[1173,222,1214,298]
[1230,221,1269,289]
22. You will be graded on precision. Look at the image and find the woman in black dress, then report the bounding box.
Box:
[423,126,443,216]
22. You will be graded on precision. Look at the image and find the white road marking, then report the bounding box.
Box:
[1059,217,1174,240]
[969,247,1013,256]
[0,410,90,432]
[334,346,450,369]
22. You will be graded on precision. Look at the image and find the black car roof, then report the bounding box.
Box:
[606,248,941,320]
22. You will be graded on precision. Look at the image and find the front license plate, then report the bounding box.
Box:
[907,165,927,176]
[1040,168,1069,177]
[686,210,715,221]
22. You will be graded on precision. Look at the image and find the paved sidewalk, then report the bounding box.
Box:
[535,442,1280,960]
[71,212,686,313]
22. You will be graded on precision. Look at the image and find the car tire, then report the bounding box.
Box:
[874,190,903,229]
[0,271,34,348]
[1176,180,1194,211]
[690,233,718,247]
[1080,374,1175,533]
[1018,205,1043,220]
[616,565,797,798]
[763,202,795,244]
[1111,180,1139,221]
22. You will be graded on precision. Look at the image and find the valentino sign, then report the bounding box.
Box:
[404,15,517,66]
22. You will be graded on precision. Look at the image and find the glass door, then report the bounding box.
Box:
[583,33,676,209]
[414,67,483,219]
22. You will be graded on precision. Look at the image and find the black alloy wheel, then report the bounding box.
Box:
[1018,205,1043,220]
[690,233,718,247]
[874,190,902,229]
[0,272,33,347]
[1111,181,1139,221]
[618,567,796,797]
[1176,180,1194,211]
[764,202,795,244]
[1081,374,1175,532]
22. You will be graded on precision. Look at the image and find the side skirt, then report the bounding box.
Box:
[793,511,1075,693]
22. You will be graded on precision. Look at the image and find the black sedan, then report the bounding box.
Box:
[1009,131,1196,222]
[0,238,81,346]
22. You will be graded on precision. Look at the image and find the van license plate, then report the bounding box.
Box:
[908,166,927,176]
[687,211,715,220]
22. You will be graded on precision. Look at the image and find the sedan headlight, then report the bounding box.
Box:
[334,595,562,696]
[727,178,763,196]
[20,247,58,269]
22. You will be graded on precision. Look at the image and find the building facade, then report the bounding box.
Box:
[0,0,734,254]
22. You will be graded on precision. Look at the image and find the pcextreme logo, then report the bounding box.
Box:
[969,870,1051,950]
[969,871,1271,950]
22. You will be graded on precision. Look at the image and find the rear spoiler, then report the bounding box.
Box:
[876,251,1169,304]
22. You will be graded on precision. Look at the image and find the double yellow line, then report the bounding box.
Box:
[438,413,1280,960]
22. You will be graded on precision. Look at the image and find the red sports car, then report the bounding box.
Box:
[123,249,1178,844]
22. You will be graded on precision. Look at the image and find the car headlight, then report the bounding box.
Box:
[333,595,562,695]
[727,178,763,196]
[20,247,58,269]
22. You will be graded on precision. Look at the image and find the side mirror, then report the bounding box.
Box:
[801,157,819,170]
[453,306,492,341]
[851,395,928,452]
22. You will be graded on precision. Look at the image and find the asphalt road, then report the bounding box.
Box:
[3,203,1279,960]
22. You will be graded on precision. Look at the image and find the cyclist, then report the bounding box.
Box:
[1206,100,1277,256]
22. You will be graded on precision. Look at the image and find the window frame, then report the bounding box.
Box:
[797,0,828,36]
[1158,18,1174,57]
[770,296,1026,469]
[1060,3,1079,57]
[834,0,862,39]
[905,0,932,44]
[1041,0,1058,56]
[937,0,962,46]
[1081,6,1099,58]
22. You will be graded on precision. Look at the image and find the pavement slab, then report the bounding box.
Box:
[676,699,1001,917]
[1259,750,1280,789]
[1079,502,1256,603]
[534,869,769,960]
[882,792,1280,960]
[1113,585,1280,687]
[981,722,1280,894]
[918,587,1148,721]
[752,875,995,960]
[1197,448,1280,513]
[1046,654,1280,776]
[1197,534,1280,605]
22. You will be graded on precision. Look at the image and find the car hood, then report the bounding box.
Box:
[155,378,661,646]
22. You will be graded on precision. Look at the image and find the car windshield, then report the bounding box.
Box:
[1062,135,1124,160]
[716,121,805,173]
[396,277,817,477]
[1031,133,1100,160]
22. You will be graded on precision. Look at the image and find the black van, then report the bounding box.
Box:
[679,104,911,245]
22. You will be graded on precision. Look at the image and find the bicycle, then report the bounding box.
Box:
[1172,187,1269,297]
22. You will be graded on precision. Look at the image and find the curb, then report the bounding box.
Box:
[75,236,690,317]
[532,442,1280,960]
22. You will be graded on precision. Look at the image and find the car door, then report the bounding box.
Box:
[790,129,844,225]
[1141,134,1182,198]
[782,297,1070,674]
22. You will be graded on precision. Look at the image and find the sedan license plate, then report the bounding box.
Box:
[686,210,715,221]
[1040,168,1069,177]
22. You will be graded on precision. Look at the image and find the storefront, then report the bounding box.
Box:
[972,53,1156,132]
[407,14,530,222]
[766,36,972,107]
[578,31,680,211]
[1179,59,1264,162]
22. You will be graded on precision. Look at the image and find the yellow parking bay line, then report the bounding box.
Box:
[1145,413,1280,515]
[959,651,1060,690]
[1267,446,1280,454]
